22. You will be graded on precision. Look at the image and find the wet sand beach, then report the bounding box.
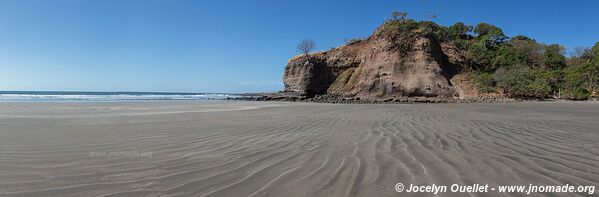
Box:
[0,101,598,197]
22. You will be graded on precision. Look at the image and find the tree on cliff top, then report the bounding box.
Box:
[391,11,408,21]
[448,22,472,39]
[474,23,507,46]
[297,39,316,60]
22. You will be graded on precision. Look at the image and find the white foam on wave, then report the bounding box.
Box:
[0,93,241,102]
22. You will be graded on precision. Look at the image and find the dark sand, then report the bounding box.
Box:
[0,101,598,197]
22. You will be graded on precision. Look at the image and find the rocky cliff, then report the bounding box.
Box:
[282,22,469,100]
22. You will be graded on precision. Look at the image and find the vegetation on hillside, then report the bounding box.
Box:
[380,12,599,100]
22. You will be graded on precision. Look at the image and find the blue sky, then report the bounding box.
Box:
[0,0,597,93]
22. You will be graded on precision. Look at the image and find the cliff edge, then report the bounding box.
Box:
[282,21,468,101]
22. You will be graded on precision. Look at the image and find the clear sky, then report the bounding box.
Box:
[1,0,597,93]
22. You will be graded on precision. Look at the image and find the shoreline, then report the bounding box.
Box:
[230,93,599,104]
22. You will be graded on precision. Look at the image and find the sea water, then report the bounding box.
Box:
[0,91,242,102]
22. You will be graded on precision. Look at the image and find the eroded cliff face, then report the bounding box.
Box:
[283,24,466,100]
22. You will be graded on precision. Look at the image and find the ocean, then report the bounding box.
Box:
[0,91,243,102]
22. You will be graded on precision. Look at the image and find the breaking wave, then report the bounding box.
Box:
[0,91,242,102]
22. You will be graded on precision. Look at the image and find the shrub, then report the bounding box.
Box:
[469,72,495,93]
[382,19,420,36]
[377,12,596,100]
[563,88,590,100]
[381,19,420,54]
[345,38,363,45]
[528,78,552,98]
[562,64,591,100]
[450,38,470,50]
[495,66,550,98]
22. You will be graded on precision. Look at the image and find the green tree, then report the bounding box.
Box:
[543,44,567,69]
[579,43,599,96]
[591,42,599,66]
[561,42,599,98]
[495,66,550,98]
[562,64,591,100]
[509,37,543,67]
[510,35,533,41]
[474,23,507,46]
[467,41,494,71]
[417,21,447,41]
[447,22,472,38]
[474,23,503,36]
[491,44,519,68]
[529,78,552,98]
[582,62,599,96]
[590,42,599,95]
[535,69,562,96]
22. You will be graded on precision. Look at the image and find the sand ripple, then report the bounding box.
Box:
[0,101,598,197]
